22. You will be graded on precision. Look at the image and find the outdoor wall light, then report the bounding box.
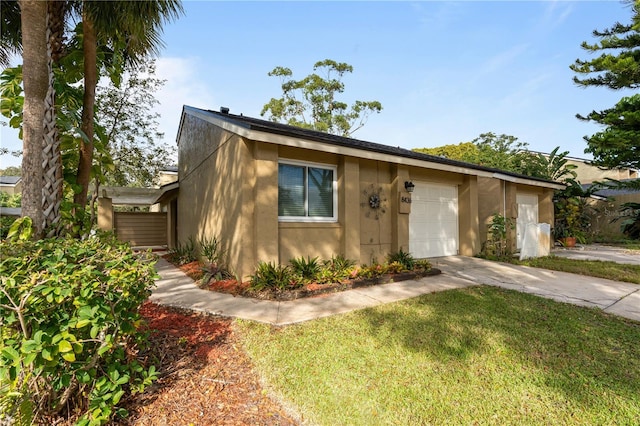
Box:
[404,181,415,193]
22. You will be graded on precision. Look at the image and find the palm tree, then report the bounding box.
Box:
[42,0,67,237]
[19,0,48,238]
[0,0,21,67]
[73,0,183,222]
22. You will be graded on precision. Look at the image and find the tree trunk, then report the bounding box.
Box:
[42,0,65,237]
[19,0,48,238]
[73,7,97,221]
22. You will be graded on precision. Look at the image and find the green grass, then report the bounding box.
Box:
[513,256,640,284]
[237,287,640,425]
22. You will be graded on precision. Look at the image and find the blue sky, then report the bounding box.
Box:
[0,1,636,169]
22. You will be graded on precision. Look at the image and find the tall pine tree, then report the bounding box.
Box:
[571,0,640,171]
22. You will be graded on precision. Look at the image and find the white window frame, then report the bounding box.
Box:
[278,159,338,223]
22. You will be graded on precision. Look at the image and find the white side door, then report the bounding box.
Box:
[516,194,539,250]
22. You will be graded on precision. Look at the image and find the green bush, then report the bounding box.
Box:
[0,233,158,425]
[289,256,321,283]
[198,234,233,282]
[249,262,297,291]
[414,259,432,272]
[0,216,17,239]
[322,254,356,282]
[167,237,197,265]
[386,248,415,271]
[198,234,224,265]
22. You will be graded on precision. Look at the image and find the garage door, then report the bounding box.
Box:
[409,182,458,258]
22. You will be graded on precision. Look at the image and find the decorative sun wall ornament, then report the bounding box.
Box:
[360,183,387,220]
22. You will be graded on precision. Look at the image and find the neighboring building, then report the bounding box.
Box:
[563,155,636,184]
[157,166,178,187]
[175,106,562,279]
[0,176,22,195]
[583,179,640,239]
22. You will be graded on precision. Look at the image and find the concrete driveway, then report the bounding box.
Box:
[432,256,640,322]
[552,244,640,265]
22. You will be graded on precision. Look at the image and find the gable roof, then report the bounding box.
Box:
[0,176,21,185]
[178,106,564,190]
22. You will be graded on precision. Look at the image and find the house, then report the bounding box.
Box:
[562,155,637,184]
[175,106,563,279]
[0,176,22,196]
[583,179,640,239]
[96,166,179,247]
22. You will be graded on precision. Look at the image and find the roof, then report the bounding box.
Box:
[583,179,640,198]
[179,106,564,190]
[0,176,21,185]
[161,165,178,173]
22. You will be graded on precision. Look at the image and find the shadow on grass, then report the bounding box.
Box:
[360,286,640,406]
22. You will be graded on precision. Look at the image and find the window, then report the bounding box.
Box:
[278,160,337,222]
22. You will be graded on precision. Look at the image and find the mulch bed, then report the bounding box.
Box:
[231,269,442,301]
[117,302,298,425]
[163,255,442,302]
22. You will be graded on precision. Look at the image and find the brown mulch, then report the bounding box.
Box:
[163,254,441,302]
[116,302,298,425]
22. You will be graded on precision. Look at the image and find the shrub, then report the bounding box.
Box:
[0,216,16,239]
[414,259,432,272]
[0,233,158,425]
[386,261,406,274]
[614,202,640,240]
[481,213,514,260]
[198,234,233,282]
[323,254,356,278]
[289,256,321,283]
[249,262,297,291]
[167,237,197,265]
[198,234,224,265]
[357,263,387,279]
[386,248,415,271]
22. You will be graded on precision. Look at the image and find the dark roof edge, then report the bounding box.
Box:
[184,106,562,187]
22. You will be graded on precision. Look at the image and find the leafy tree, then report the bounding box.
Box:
[414,132,534,175]
[414,142,480,163]
[571,0,640,170]
[0,166,21,176]
[73,1,183,221]
[261,59,382,137]
[95,60,173,188]
[2,1,183,236]
[517,147,578,182]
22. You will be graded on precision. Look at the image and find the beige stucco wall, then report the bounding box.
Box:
[587,193,640,239]
[177,114,254,279]
[477,177,555,251]
[0,181,21,196]
[568,159,638,184]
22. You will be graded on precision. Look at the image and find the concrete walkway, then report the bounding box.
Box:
[551,244,640,265]
[151,256,640,325]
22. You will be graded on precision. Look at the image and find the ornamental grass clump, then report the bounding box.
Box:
[0,232,158,425]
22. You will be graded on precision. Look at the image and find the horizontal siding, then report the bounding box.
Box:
[115,212,167,246]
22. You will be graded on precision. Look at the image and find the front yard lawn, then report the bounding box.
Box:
[238,286,640,425]
[513,256,640,284]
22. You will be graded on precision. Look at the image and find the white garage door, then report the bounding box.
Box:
[409,182,459,258]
